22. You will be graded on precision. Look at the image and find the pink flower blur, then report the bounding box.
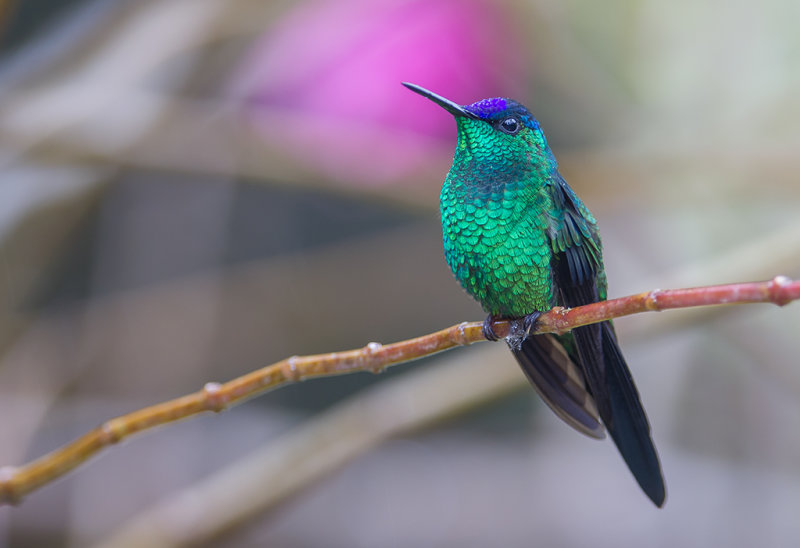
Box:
[232,0,529,185]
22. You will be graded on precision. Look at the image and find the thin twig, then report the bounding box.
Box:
[0,275,797,506]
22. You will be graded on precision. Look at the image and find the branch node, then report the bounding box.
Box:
[282,356,302,382]
[455,322,471,345]
[0,466,18,506]
[365,342,385,374]
[647,289,663,311]
[549,307,571,335]
[202,382,226,412]
[770,275,794,306]
[99,421,123,445]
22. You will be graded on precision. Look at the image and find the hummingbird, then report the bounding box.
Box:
[403,82,665,507]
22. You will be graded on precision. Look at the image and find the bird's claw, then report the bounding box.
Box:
[505,312,542,351]
[481,315,501,341]
[522,311,542,337]
[482,312,542,348]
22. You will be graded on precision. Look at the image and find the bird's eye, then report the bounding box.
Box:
[499,117,520,135]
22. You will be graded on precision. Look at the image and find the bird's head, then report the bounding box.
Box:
[403,82,555,170]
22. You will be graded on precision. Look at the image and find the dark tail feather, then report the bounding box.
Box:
[511,335,605,439]
[600,323,666,506]
[572,321,666,507]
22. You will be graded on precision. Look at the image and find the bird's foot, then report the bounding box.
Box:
[483,312,542,349]
[481,315,502,341]
[506,312,542,351]
[522,311,542,337]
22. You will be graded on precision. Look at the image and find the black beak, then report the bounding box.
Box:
[402,82,478,119]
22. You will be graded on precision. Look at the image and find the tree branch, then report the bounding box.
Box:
[1,275,797,506]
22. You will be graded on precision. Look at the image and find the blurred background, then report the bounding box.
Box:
[0,0,799,546]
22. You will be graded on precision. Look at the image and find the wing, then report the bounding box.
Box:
[546,173,666,507]
[547,174,609,417]
[512,334,604,439]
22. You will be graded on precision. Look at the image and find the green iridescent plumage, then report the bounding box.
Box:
[441,115,605,317]
[404,82,665,507]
